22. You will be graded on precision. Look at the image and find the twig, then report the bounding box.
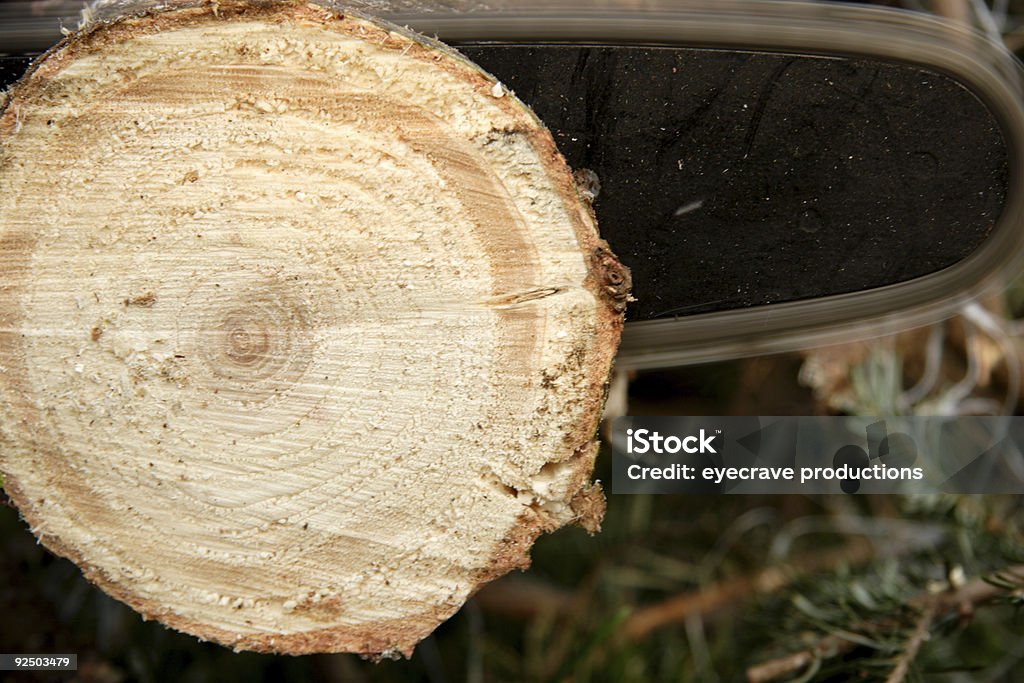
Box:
[747,635,854,683]
[472,575,576,620]
[624,537,881,640]
[884,602,937,683]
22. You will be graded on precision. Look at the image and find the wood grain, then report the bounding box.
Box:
[0,1,628,656]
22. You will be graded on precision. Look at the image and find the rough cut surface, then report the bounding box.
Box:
[0,1,628,656]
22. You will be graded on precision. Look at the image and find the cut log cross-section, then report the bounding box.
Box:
[0,0,629,657]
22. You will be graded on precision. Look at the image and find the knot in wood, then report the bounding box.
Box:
[592,246,633,313]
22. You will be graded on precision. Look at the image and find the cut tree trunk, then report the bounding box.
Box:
[0,0,629,657]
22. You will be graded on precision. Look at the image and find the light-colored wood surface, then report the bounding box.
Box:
[0,1,628,656]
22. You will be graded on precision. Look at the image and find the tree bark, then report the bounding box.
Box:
[0,0,628,656]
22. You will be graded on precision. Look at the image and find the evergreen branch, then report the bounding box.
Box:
[745,566,1022,682]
